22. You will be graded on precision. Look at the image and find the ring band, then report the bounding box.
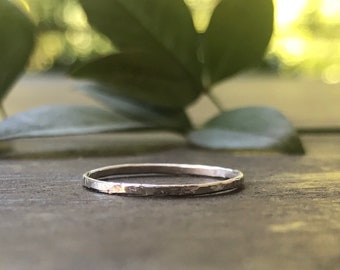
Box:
[83,163,244,196]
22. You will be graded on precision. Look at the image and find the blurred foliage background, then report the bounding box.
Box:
[12,0,340,84]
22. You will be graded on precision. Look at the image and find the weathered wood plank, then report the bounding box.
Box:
[0,134,339,270]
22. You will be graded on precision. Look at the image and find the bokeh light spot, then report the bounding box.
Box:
[322,64,340,84]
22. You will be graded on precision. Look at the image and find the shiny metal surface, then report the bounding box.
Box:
[83,163,244,196]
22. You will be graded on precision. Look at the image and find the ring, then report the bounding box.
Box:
[83,163,244,196]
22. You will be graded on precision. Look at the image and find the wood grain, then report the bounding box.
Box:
[0,134,339,270]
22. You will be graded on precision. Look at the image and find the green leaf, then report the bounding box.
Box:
[0,105,152,140]
[79,83,192,131]
[188,107,304,154]
[71,52,201,108]
[203,0,274,85]
[79,0,201,83]
[0,0,35,101]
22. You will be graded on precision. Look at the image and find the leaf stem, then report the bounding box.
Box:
[206,91,224,113]
[0,104,7,120]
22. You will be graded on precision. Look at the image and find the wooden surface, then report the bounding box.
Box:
[0,75,340,270]
[0,133,339,270]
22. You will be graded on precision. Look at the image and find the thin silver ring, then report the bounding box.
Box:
[83,163,244,196]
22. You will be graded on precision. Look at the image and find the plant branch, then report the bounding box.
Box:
[0,104,7,119]
[205,91,224,113]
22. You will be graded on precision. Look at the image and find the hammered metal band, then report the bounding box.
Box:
[83,163,244,196]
